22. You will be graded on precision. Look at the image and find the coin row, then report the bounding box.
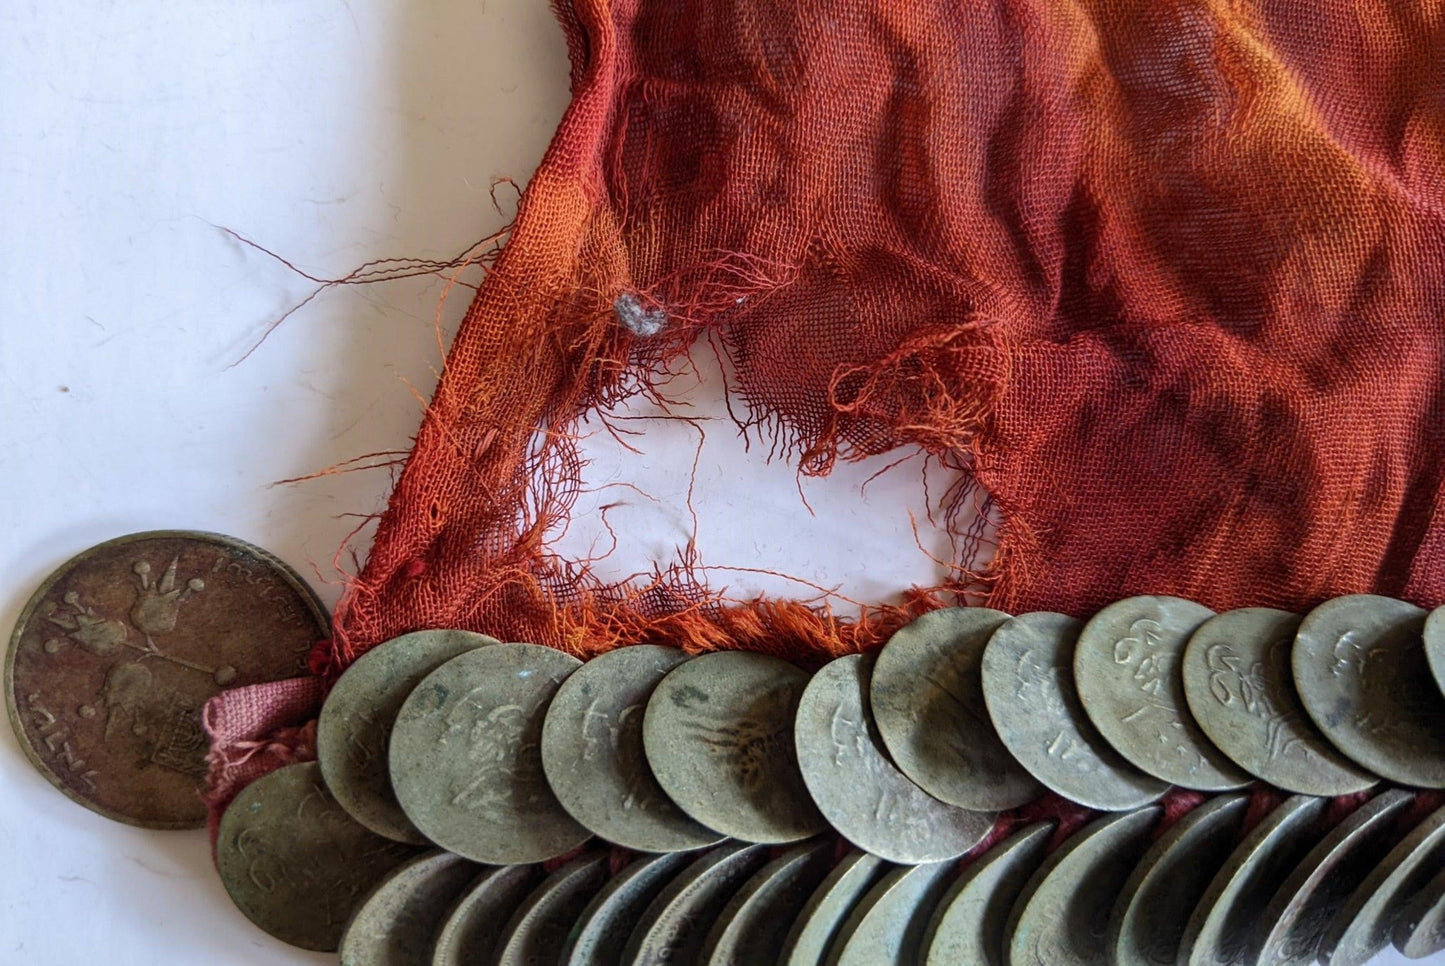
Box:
[217,761,1445,964]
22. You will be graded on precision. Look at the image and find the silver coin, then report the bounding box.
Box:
[1320,802,1445,966]
[319,630,498,844]
[920,821,1053,966]
[1257,789,1415,966]
[1005,807,1161,966]
[561,852,697,966]
[1394,864,1445,959]
[643,651,825,844]
[1294,595,1445,788]
[1074,595,1252,790]
[1108,793,1249,966]
[982,612,1169,810]
[829,860,956,966]
[871,608,1041,810]
[795,654,996,863]
[1427,606,1445,701]
[496,853,610,966]
[390,643,592,864]
[779,851,891,966]
[621,842,771,966]
[1177,794,1327,965]
[432,865,546,966]
[338,850,479,966]
[1181,608,1377,797]
[541,645,724,852]
[699,838,836,966]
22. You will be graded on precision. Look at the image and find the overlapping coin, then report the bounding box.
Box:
[829,860,956,966]
[494,853,609,966]
[698,838,835,965]
[779,850,890,966]
[621,842,771,965]
[921,822,1053,966]
[561,852,694,966]
[431,864,544,966]
[338,850,479,966]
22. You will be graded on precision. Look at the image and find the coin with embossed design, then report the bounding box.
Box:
[1005,807,1161,966]
[643,651,825,844]
[699,838,835,966]
[1294,595,1445,788]
[216,762,420,951]
[541,645,724,852]
[871,607,1040,810]
[1394,864,1445,959]
[1427,606,1445,701]
[495,853,610,966]
[1182,608,1377,796]
[829,861,956,966]
[982,612,1169,810]
[621,842,770,966]
[389,643,591,863]
[431,865,546,966]
[319,630,498,844]
[338,850,479,966]
[920,821,1053,966]
[561,851,694,966]
[6,530,329,828]
[779,850,890,966]
[1074,596,1252,790]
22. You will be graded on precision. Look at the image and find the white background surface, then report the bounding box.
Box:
[0,2,1417,965]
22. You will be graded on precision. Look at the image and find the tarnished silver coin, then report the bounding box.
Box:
[1394,864,1445,959]
[1005,807,1161,966]
[1108,793,1249,966]
[1074,596,1252,790]
[981,612,1169,810]
[432,865,546,966]
[643,651,824,844]
[1426,606,1445,700]
[1257,789,1414,966]
[1181,608,1378,796]
[390,643,591,863]
[699,838,835,966]
[1320,802,1445,966]
[795,654,996,863]
[1177,794,1327,966]
[319,630,498,844]
[215,762,420,952]
[541,645,723,852]
[920,822,1053,966]
[871,608,1040,810]
[621,842,771,966]
[496,853,610,966]
[1294,595,1445,788]
[561,852,695,966]
[779,850,891,966]
[829,860,956,966]
[338,850,479,966]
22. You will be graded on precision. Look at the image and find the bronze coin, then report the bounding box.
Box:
[699,838,836,966]
[621,842,771,966]
[338,850,479,966]
[215,762,420,951]
[1394,864,1445,959]
[496,853,610,966]
[829,861,957,966]
[431,865,546,966]
[561,852,694,966]
[6,530,328,828]
[779,850,891,966]
[1423,605,1445,701]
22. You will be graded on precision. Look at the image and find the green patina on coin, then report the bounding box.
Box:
[1257,789,1414,966]
[1393,864,1445,959]
[338,850,479,966]
[795,654,996,863]
[495,853,610,966]
[871,607,1040,810]
[828,861,955,966]
[699,838,835,966]
[982,612,1169,810]
[1294,595,1445,788]
[216,762,420,952]
[561,852,694,966]
[920,822,1053,966]
[621,842,771,966]
[1427,606,1445,701]
[541,645,723,852]
[1108,793,1248,966]
[1005,807,1161,966]
[431,865,546,966]
[643,651,824,844]
[319,630,498,844]
[1177,794,1327,966]
[1182,608,1377,796]
[779,850,891,966]
[390,642,591,864]
[1074,596,1252,790]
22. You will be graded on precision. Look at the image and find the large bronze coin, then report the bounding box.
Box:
[1181,608,1377,796]
[6,530,328,828]
[779,850,890,966]
[561,852,694,966]
[829,861,956,966]
[389,643,592,864]
[1074,596,1252,791]
[871,607,1041,810]
[431,865,546,966]
[794,654,996,863]
[1394,864,1445,959]
[621,842,771,966]
[495,853,610,966]
[338,850,479,966]
[1294,595,1445,788]
[699,838,835,966]
[643,651,825,844]
[981,612,1169,810]
[215,762,420,951]
[1426,606,1445,700]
